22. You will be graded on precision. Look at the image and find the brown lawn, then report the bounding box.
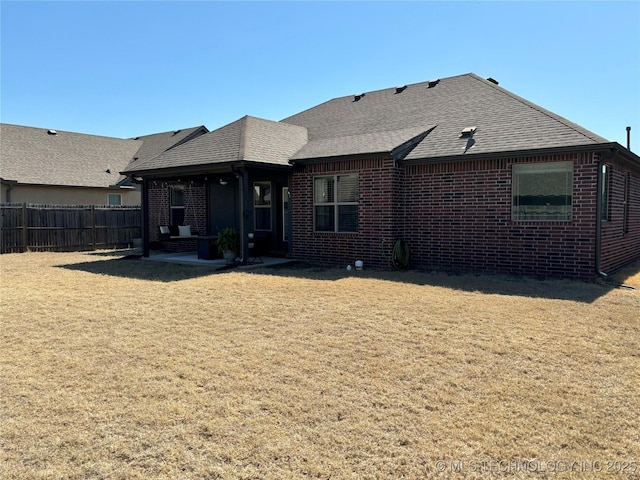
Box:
[1,252,639,479]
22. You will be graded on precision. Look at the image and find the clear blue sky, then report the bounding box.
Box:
[2,1,639,150]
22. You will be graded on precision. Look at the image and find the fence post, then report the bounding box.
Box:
[22,203,27,252]
[91,205,96,250]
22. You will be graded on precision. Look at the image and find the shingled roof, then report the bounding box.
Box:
[125,116,308,175]
[0,124,142,188]
[283,73,610,162]
[124,73,614,175]
[1,124,209,189]
[124,126,209,171]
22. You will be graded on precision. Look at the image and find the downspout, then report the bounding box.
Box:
[2,179,17,202]
[595,147,618,278]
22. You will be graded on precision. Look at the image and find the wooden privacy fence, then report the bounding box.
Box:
[0,203,141,254]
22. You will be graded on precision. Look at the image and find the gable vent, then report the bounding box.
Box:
[47,129,57,135]
[353,93,365,102]
[460,126,477,137]
[395,85,407,94]
[428,79,440,88]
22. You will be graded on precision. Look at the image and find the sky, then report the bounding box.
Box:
[1,1,639,150]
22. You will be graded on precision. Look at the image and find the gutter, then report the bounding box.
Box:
[595,146,619,279]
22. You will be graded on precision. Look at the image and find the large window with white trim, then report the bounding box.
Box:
[314,174,358,232]
[512,162,573,221]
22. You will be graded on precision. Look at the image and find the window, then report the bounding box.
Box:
[314,174,358,232]
[512,162,572,221]
[108,193,122,206]
[253,182,271,231]
[170,185,185,225]
[600,164,611,221]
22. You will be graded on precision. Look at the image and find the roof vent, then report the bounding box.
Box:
[133,136,140,140]
[460,126,477,138]
[172,130,181,136]
[487,77,499,85]
[47,129,57,135]
[353,93,365,102]
[395,85,407,94]
[428,79,440,88]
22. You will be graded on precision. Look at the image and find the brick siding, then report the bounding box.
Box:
[600,158,640,273]
[291,152,640,280]
[148,180,207,252]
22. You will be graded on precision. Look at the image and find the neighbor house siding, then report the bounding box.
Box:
[402,153,599,280]
[2,184,140,206]
[291,157,401,268]
[600,159,640,273]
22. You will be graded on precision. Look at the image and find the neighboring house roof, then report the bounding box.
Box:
[282,73,611,162]
[1,124,209,189]
[0,123,142,188]
[126,116,308,175]
[125,126,209,170]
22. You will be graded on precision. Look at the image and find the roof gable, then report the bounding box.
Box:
[126,116,308,174]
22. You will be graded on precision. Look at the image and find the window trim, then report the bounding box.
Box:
[511,161,573,222]
[600,164,611,222]
[313,174,358,233]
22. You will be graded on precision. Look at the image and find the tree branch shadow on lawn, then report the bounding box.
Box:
[57,252,640,303]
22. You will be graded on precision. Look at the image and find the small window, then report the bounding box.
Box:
[601,164,611,221]
[314,174,358,232]
[253,181,271,231]
[170,185,185,225]
[108,193,122,206]
[512,162,573,221]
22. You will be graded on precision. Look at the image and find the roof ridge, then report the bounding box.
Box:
[469,74,606,143]
[238,115,249,160]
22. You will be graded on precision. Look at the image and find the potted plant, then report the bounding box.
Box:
[217,227,239,264]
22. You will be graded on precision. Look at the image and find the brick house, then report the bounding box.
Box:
[125,73,640,280]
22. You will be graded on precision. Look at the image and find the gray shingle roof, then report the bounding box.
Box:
[126,116,308,174]
[125,126,208,168]
[0,124,142,188]
[283,73,610,161]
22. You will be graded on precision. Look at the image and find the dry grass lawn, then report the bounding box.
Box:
[1,251,639,479]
